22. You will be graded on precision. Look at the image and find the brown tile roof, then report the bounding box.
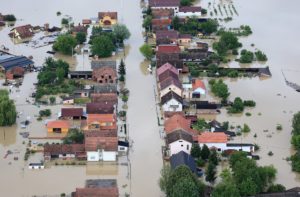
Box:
[164,111,185,118]
[152,19,172,30]
[92,67,117,83]
[74,188,118,197]
[156,62,178,76]
[156,30,179,41]
[90,93,118,104]
[46,120,71,129]
[198,132,228,143]
[98,12,118,20]
[158,69,179,83]
[10,24,34,39]
[85,130,118,151]
[72,25,87,33]
[44,144,85,155]
[82,19,92,25]
[149,0,180,7]
[160,76,182,90]
[152,9,174,19]
[87,114,115,124]
[157,45,181,54]
[166,129,193,144]
[61,108,84,117]
[179,6,202,13]
[86,102,114,114]
[161,91,183,105]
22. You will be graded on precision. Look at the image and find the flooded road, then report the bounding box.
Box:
[199,0,300,188]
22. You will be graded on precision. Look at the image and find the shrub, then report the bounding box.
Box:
[255,50,268,61]
[276,124,282,131]
[241,124,250,133]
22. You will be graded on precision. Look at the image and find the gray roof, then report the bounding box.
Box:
[170,151,196,173]
[227,143,253,147]
[91,60,116,70]
[85,179,117,188]
[93,84,117,94]
[149,0,180,7]
[161,91,183,105]
[166,129,193,144]
[0,56,34,71]
[158,70,179,83]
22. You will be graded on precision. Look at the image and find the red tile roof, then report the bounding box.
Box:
[85,130,118,151]
[156,30,179,40]
[164,114,191,134]
[86,102,114,114]
[151,19,172,27]
[61,108,83,117]
[149,0,180,7]
[152,9,174,19]
[156,62,178,76]
[82,19,92,24]
[44,144,85,155]
[74,187,118,197]
[98,12,118,20]
[90,93,118,104]
[157,45,180,54]
[198,132,228,143]
[192,79,206,91]
[47,120,71,129]
[87,114,115,124]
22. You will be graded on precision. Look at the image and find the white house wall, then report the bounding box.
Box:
[169,140,192,156]
[162,98,183,112]
[103,151,117,161]
[176,12,201,18]
[87,151,100,161]
[199,143,227,151]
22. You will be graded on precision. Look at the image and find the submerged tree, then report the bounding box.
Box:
[0,90,17,126]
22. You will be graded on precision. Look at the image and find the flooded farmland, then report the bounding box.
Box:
[0,0,300,196]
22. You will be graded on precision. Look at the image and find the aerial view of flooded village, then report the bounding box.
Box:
[1,0,300,196]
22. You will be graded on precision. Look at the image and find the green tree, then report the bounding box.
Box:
[193,118,209,131]
[191,144,201,158]
[240,49,254,63]
[0,90,17,126]
[165,166,204,197]
[205,161,217,184]
[267,184,286,193]
[140,44,154,60]
[291,152,300,172]
[91,35,115,57]
[180,0,192,6]
[241,124,251,133]
[209,149,219,166]
[49,96,56,104]
[118,59,126,75]
[112,24,131,44]
[119,74,125,82]
[228,97,244,113]
[200,144,210,160]
[159,165,172,192]
[172,16,180,31]
[61,18,69,25]
[76,32,86,44]
[255,50,268,61]
[212,169,240,197]
[63,128,84,144]
[292,112,300,135]
[200,19,219,35]
[56,67,65,83]
[53,34,77,55]
[4,14,16,21]
[213,32,241,56]
[143,15,153,31]
[210,79,230,102]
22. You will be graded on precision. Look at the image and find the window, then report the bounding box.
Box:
[187,145,189,150]
[120,147,125,151]
[181,144,183,147]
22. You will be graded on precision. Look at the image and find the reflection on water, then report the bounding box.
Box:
[0,126,17,146]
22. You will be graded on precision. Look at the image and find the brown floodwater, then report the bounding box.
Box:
[198,0,300,188]
[1,0,300,196]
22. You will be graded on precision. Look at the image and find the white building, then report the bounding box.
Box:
[198,132,227,152]
[176,6,202,18]
[166,129,193,156]
[226,143,254,152]
[149,0,180,13]
[161,91,183,112]
[87,150,117,162]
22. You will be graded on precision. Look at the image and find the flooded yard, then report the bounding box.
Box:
[1,0,300,196]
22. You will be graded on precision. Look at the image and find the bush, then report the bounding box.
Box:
[243,100,256,107]
[4,14,16,22]
[39,109,51,117]
[232,49,238,55]
[140,44,154,60]
[227,70,239,78]
[276,124,282,131]
[76,32,87,44]
[239,49,254,63]
[53,34,77,55]
[61,18,69,25]
[241,124,250,133]
[91,35,115,57]
[255,50,268,61]
[245,112,251,116]
[254,144,260,151]
[268,151,274,156]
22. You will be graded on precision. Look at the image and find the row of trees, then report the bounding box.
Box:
[209,79,230,103]
[228,97,256,113]
[291,112,300,172]
[0,89,17,126]
[213,31,242,57]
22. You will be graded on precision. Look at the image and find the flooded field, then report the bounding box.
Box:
[1,0,300,196]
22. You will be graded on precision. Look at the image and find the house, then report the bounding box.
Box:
[85,114,117,131]
[178,34,192,44]
[161,91,183,112]
[82,19,92,26]
[46,120,71,134]
[91,60,116,70]
[156,45,183,69]
[85,130,118,161]
[149,0,180,13]
[170,151,196,173]
[118,141,129,153]
[9,24,34,40]
[226,143,254,152]
[0,55,34,72]
[86,102,115,114]
[192,79,206,98]
[177,6,202,18]
[72,179,119,197]
[93,84,118,94]
[73,89,90,98]
[60,108,85,120]
[5,66,25,80]
[164,114,192,134]
[44,144,86,160]
[198,132,228,151]
[63,97,74,105]
[151,18,172,31]
[152,9,174,19]
[90,93,118,104]
[92,67,117,84]
[156,62,179,77]
[72,25,88,35]
[159,76,182,98]
[158,69,179,83]
[166,129,193,156]
[98,12,118,26]
[155,30,179,44]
